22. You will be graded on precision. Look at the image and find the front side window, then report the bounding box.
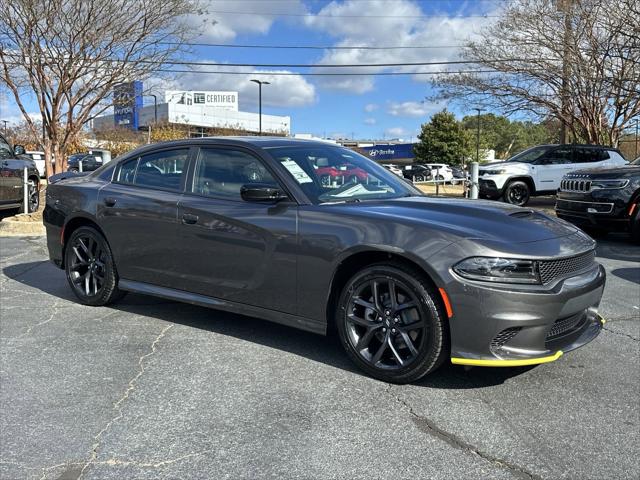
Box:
[116,149,188,190]
[539,147,573,165]
[267,145,417,204]
[192,148,277,199]
[0,135,13,160]
[506,146,553,164]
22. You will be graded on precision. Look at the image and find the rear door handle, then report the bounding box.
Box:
[182,213,199,225]
[104,197,117,207]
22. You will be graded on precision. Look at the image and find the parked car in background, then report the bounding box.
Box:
[22,151,46,178]
[426,163,454,183]
[382,164,403,176]
[402,164,433,182]
[556,156,640,243]
[450,166,467,185]
[479,144,627,206]
[0,133,41,213]
[67,153,102,172]
[45,137,605,383]
[87,148,111,164]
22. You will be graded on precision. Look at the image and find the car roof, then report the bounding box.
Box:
[142,136,340,150]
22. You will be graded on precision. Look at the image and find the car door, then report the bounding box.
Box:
[176,146,298,314]
[0,136,21,203]
[97,147,190,288]
[533,146,574,191]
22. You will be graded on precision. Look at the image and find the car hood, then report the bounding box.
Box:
[480,161,529,173]
[334,196,580,243]
[567,165,640,179]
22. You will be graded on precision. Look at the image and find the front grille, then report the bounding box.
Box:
[538,250,596,284]
[546,312,587,341]
[490,327,521,353]
[560,178,592,192]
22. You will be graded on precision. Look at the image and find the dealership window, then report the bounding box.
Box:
[192,148,277,199]
[193,92,206,104]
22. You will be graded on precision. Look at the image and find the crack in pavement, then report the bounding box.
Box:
[76,323,174,480]
[602,326,640,342]
[385,384,543,480]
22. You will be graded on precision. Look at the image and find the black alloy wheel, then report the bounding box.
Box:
[27,180,39,213]
[65,226,124,306]
[503,180,530,206]
[337,263,447,383]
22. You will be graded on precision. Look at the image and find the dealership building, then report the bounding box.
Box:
[93,85,291,135]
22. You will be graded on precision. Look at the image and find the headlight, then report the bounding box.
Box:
[590,179,629,190]
[484,169,507,175]
[453,257,540,284]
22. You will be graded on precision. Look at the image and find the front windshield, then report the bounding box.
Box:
[266,145,419,204]
[506,146,553,163]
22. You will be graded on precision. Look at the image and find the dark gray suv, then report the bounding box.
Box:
[0,133,40,213]
[44,138,605,383]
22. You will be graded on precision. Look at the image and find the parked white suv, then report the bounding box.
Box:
[426,163,454,182]
[479,144,627,206]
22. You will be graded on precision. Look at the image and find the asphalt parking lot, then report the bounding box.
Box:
[0,235,638,480]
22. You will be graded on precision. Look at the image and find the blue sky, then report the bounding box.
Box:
[1,0,501,141]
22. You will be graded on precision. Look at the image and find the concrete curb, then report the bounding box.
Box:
[0,216,46,236]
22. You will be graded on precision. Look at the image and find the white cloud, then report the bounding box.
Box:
[187,0,308,41]
[364,103,379,112]
[384,126,410,138]
[148,61,316,109]
[303,0,497,93]
[364,117,376,125]
[387,100,447,117]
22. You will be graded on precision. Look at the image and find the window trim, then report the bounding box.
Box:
[113,146,192,193]
[183,145,294,204]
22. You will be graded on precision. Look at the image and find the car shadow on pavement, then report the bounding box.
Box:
[4,261,535,389]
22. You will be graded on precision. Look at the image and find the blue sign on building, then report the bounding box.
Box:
[113,81,143,130]
[360,143,416,161]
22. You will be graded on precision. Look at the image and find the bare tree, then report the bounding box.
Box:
[0,0,200,175]
[435,0,640,146]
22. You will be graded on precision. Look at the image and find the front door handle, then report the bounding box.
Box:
[104,197,117,207]
[182,213,199,225]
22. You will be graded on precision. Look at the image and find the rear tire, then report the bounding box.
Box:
[27,179,39,213]
[65,226,125,306]
[503,180,531,206]
[336,262,448,384]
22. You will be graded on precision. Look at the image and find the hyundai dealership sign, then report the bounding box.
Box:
[360,144,416,161]
[113,81,143,130]
[165,90,239,111]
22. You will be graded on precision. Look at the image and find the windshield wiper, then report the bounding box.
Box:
[320,198,362,204]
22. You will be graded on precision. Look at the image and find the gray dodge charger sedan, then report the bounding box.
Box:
[44,138,605,383]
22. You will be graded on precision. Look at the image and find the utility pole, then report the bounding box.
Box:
[558,0,573,144]
[250,79,270,135]
[2,120,6,136]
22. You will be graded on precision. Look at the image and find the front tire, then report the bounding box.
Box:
[503,180,531,206]
[65,226,124,306]
[27,179,39,213]
[336,262,448,384]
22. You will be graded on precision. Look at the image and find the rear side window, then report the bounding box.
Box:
[191,148,277,200]
[575,148,608,163]
[116,149,188,190]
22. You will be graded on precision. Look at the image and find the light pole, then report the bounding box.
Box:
[474,108,483,164]
[250,79,270,135]
[147,94,158,124]
[2,120,6,136]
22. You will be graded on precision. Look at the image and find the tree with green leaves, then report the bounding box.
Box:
[460,113,555,159]
[414,109,473,166]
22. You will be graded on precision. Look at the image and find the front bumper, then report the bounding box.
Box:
[555,192,632,232]
[445,264,606,366]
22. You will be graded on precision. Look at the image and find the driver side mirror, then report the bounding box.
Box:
[14,145,25,156]
[240,183,288,203]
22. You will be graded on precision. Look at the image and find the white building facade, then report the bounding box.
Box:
[93,90,291,135]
